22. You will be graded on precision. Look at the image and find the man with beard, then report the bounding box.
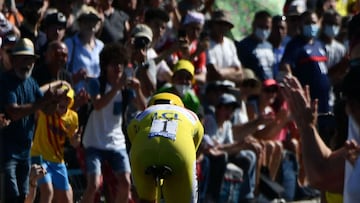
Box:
[0,38,69,203]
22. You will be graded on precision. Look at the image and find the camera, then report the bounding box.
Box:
[134,37,150,49]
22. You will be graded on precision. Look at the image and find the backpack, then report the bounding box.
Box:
[218,163,244,203]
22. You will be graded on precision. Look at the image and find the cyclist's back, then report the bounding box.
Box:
[127,93,204,203]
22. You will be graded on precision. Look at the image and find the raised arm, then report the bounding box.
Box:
[281,76,345,192]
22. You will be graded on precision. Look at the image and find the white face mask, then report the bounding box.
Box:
[255,28,270,41]
[323,25,340,38]
[174,84,192,97]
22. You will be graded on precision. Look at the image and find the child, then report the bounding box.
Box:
[80,42,146,203]
[29,84,81,203]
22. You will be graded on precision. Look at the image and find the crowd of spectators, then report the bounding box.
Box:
[1,0,360,202]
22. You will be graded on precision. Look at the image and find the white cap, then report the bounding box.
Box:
[183,11,205,25]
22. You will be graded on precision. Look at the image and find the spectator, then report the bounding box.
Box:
[236,10,275,81]
[268,15,291,80]
[39,10,68,65]
[18,0,47,55]
[283,0,306,38]
[319,9,348,101]
[129,23,157,99]
[29,84,81,203]
[206,9,243,84]
[32,41,72,87]
[0,11,21,39]
[143,7,173,88]
[97,0,130,44]
[202,93,258,202]
[64,4,104,92]
[175,11,207,86]
[1,0,24,28]
[157,59,201,115]
[0,38,68,203]
[80,43,146,203]
[280,10,333,145]
[281,73,360,203]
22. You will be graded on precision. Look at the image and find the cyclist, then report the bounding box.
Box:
[127,92,204,203]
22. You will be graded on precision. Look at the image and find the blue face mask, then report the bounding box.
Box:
[303,24,319,38]
[255,28,271,41]
[323,25,340,38]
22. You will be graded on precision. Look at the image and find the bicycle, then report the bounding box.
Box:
[145,165,173,203]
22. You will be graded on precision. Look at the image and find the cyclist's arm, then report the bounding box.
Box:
[193,120,204,151]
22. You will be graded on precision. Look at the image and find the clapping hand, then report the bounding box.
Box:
[280,76,318,127]
[42,83,69,115]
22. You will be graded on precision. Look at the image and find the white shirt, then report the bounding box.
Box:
[203,114,234,145]
[344,116,360,203]
[82,85,127,150]
[206,36,241,68]
[147,48,172,83]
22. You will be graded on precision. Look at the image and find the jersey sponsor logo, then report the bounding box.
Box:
[148,119,178,141]
[135,104,198,124]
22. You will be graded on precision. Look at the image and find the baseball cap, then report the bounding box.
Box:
[217,93,240,108]
[11,38,38,58]
[131,24,153,42]
[183,11,205,25]
[263,79,278,87]
[43,11,67,28]
[284,0,306,16]
[173,59,195,77]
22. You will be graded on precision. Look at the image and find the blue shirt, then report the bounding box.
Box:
[0,71,43,160]
[64,34,104,92]
[236,36,275,81]
[282,37,331,113]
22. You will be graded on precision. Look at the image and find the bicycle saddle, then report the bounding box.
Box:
[145,165,173,179]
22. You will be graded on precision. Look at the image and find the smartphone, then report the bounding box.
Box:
[31,155,43,165]
[124,67,134,79]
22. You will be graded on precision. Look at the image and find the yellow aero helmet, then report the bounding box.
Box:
[148,92,184,107]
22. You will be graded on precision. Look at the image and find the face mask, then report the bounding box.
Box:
[174,84,192,97]
[255,28,270,41]
[303,24,319,38]
[323,25,340,38]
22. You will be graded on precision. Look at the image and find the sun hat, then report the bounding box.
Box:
[76,5,101,21]
[173,59,195,77]
[11,38,38,57]
[209,9,234,28]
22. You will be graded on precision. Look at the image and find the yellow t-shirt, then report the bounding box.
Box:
[31,110,78,163]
